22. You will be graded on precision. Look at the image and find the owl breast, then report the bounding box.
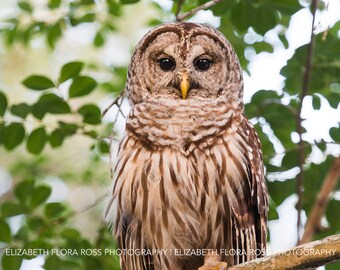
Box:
[110,98,257,268]
[126,97,236,155]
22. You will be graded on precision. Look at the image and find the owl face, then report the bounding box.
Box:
[127,23,243,107]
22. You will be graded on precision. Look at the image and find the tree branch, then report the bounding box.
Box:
[176,0,222,22]
[299,157,340,244]
[174,0,185,20]
[296,0,318,242]
[228,234,340,270]
[101,90,126,120]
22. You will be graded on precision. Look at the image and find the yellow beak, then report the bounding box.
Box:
[180,73,190,99]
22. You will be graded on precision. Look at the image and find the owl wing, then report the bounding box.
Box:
[218,115,268,264]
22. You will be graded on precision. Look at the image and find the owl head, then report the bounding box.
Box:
[125,22,244,109]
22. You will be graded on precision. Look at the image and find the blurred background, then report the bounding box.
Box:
[0,0,339,269]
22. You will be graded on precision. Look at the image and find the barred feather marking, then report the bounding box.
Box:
[105,108,268,269]
[105,22,268,270]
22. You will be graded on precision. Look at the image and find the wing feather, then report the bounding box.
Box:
[218,115,268,264]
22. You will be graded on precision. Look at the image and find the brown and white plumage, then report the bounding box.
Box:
[105,22,268,270]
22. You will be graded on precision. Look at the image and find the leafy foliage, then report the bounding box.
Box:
[0,179,119,270]
[0,0,339,269]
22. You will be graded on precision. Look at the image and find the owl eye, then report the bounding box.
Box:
[194,58,212,71]
[159,58,176,71]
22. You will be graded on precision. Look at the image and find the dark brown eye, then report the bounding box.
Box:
[159,58,176,71]
[194,58,212,71]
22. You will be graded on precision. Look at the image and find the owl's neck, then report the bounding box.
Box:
[125,98,242,154]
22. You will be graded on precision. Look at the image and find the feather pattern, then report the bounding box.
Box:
[105,22,268,270]
[105,97,268,269]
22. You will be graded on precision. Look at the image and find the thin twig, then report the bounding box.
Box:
[101,91,126,119]
[296,0,318,242]
[109,133,115,180]
[72,194,107,216]
[175,0,185,21]
[299,157,340,244]
[0,245,11,252]
[176,0,222,22]
[113,95,125,125]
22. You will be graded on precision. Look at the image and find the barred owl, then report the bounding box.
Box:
[105,22,268,270]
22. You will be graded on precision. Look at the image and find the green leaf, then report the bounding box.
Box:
[49,129,65,148]
[69,13,96,26]
[252,4,277,35]
[99,140,110,154]
[0,91,8,116]
[14,179,35,202]
[326,262,340,270]
[77,104,101,125]
[58,122,78,135]
[32,94,70,119]
[267,179,295,206]
[265,0,301,15]
[1,253,23,270]
[329,126,340,142]
[84,130,98,139]
[219,17,248,69]
[0,123,4,145]
[246,90,297,148]
[81,0,95,5]
[3,123,25,150]
[10,103,31,118]
[0,219,11,242]
[248,90,281,108]
[48,0,62,9]
[1,202,26,217]
[121,0,139,4]
[14,226,29,242]
[326,199,340,231]
[26,127,47,154]
[44,255,62,270]
[44,256,81,270]
[107,0,122,16]
[303,157,334,213]
[268,198,279,220]
[210,0,236,16]
[22,75,55,90]
[281,33,340,95]
[231,2,256,33]
[29,185,51,208]
[264,105,295,147]
[94,31,105,47]
[69,76,97,98]
[61,228,81,239]
[47,22,62,49]
[278,33,289,49]
[281,149,299,170]
[59,61,84,83]
[18,1,33,13]
[323,91,339,108]
[253,124,275,164]
[231,2,277,35]
[147,18,163,27]
[27,216,45,231]
[24,241,52,259]
[44,202,66,219]
[312,94,321,110]
[252,41,274,54]
[111,67,128,93]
